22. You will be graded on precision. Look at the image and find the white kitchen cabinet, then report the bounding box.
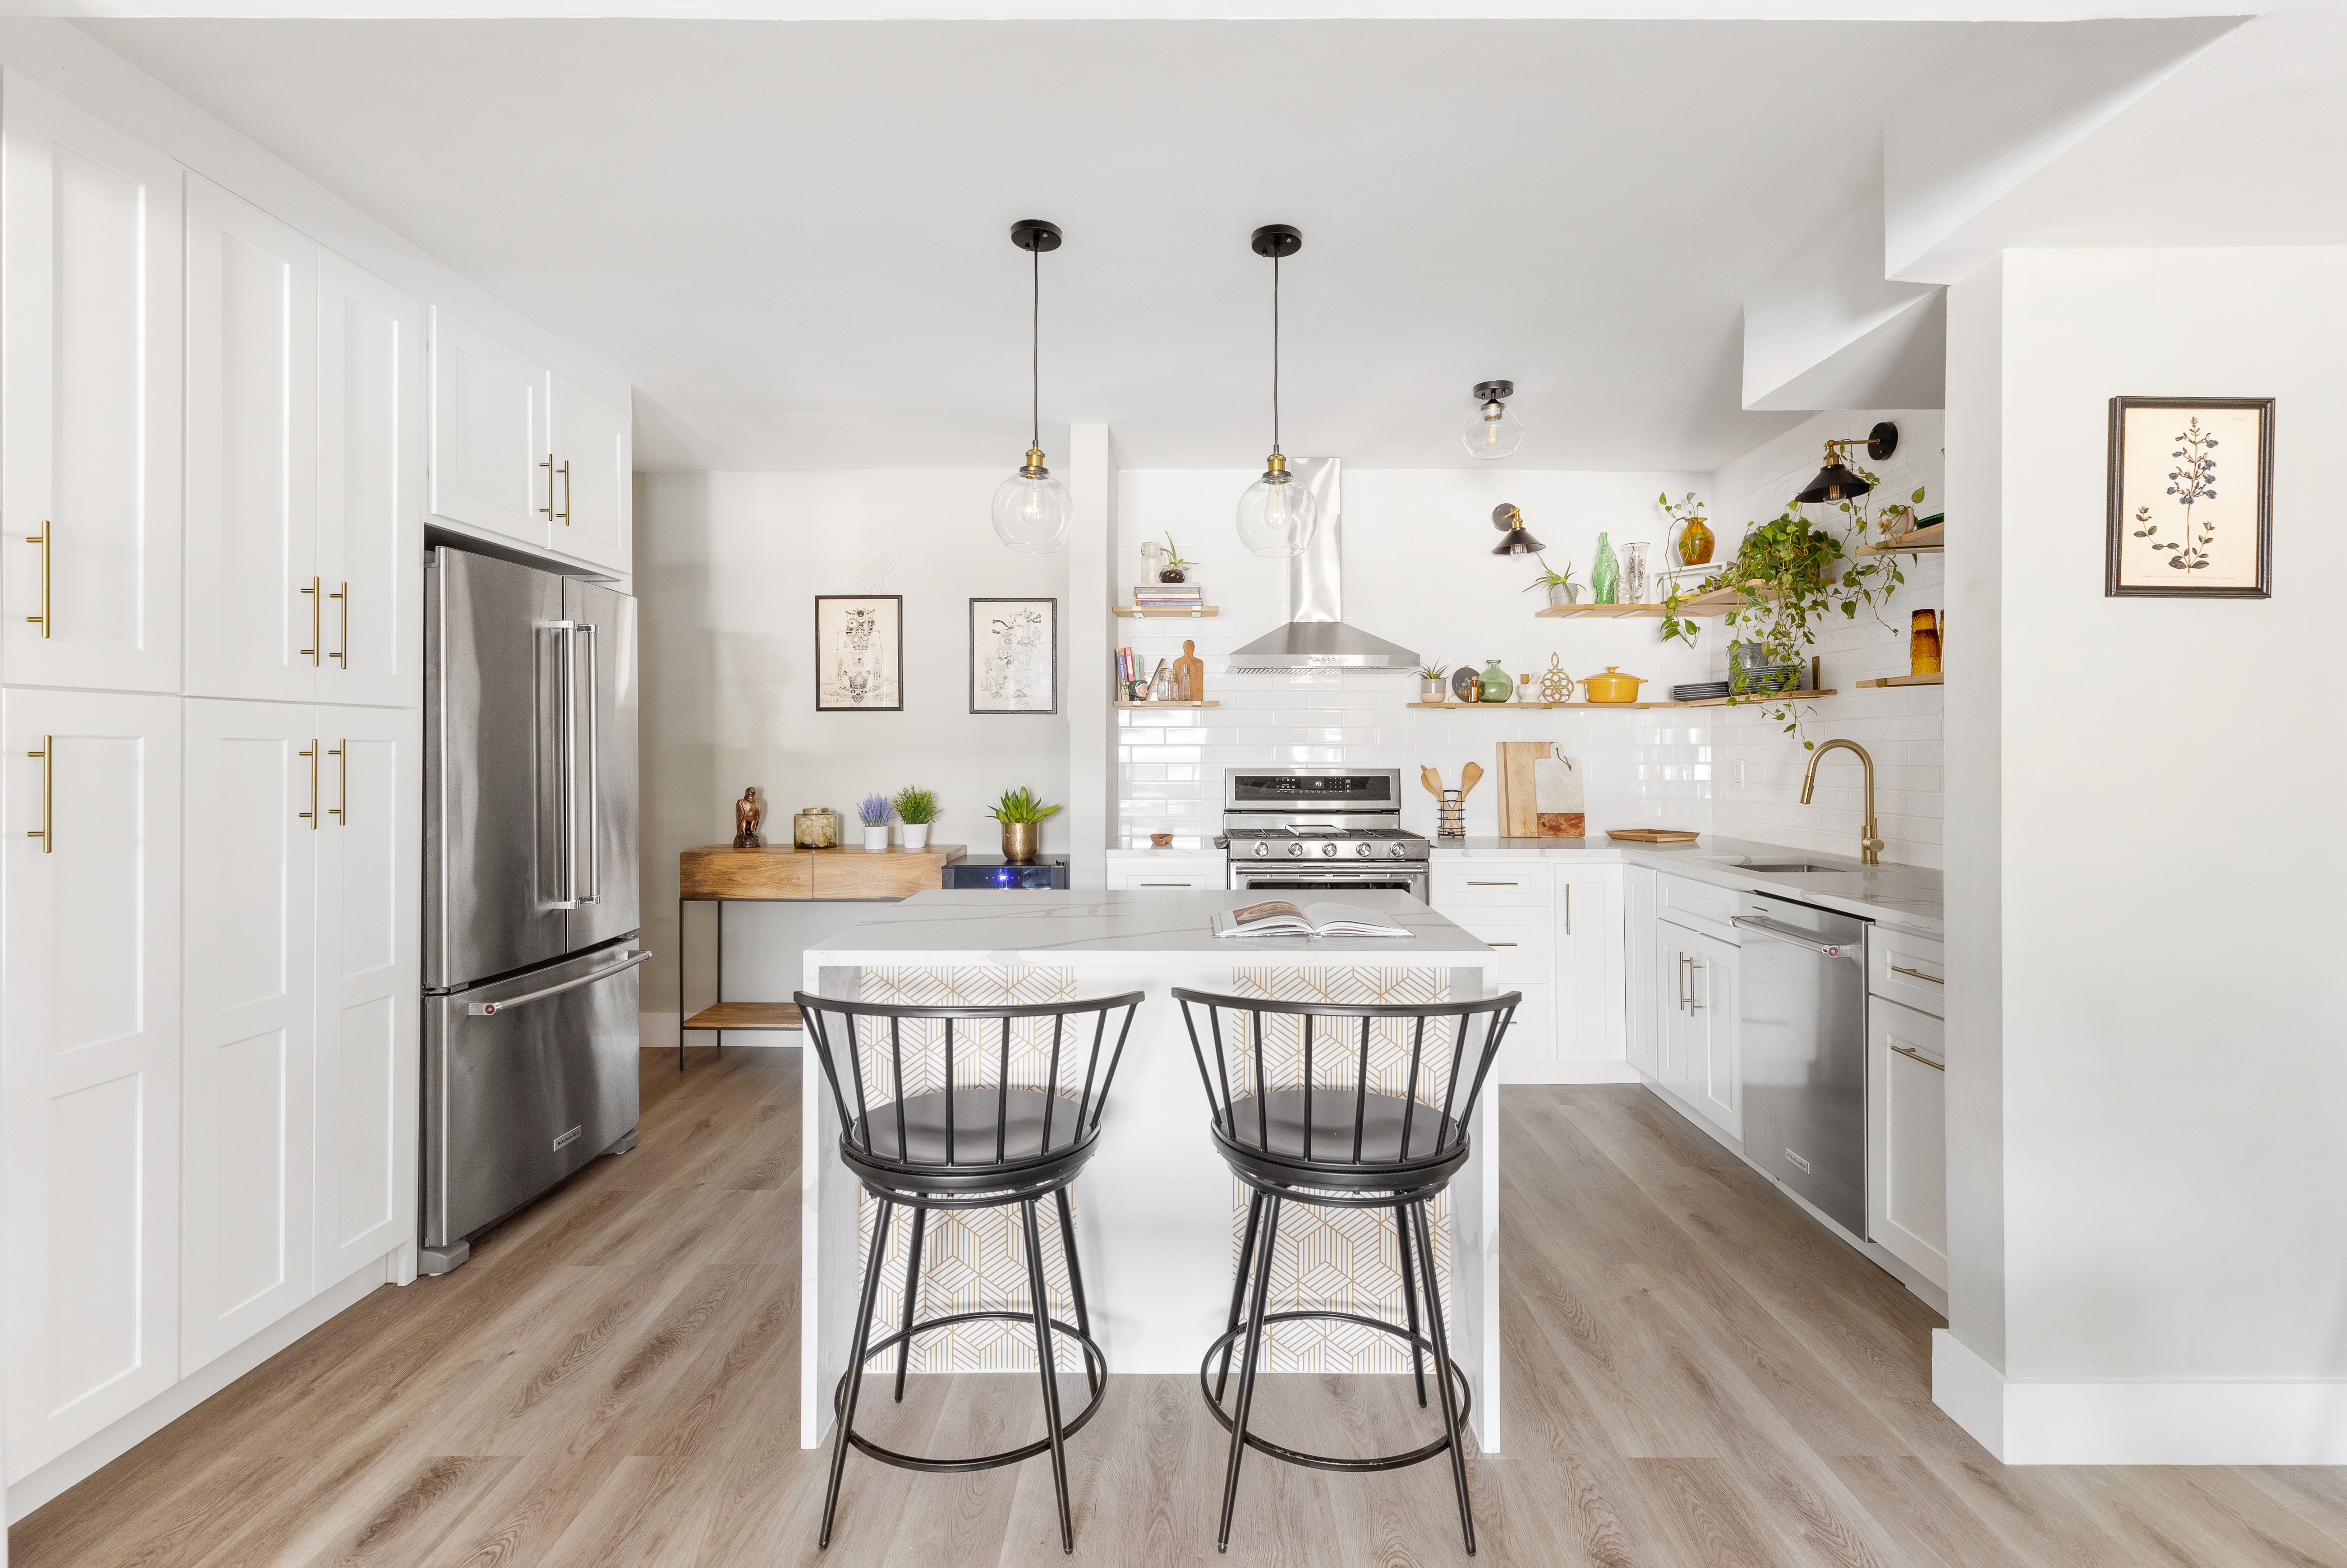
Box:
[1104,852,1223,890]
[1657,918,1740,1140]
[317,253,425,710]
[0,77,184,695]
[184,176,319,705]
[1869,926,1946,1020]
[2,689,183,1481]
[429,307,548,547]
[547,374,631,572]
[312,702,419,1288]
[1868,996,1947,1288]
[180,698,318,1373]
[1556,872,1620,1061]
[1433,861,1555,1062]
[1624,865,1657,1074]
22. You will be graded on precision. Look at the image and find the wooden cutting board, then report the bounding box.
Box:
[1606,829,1701,844]
[1496,743,1548,837]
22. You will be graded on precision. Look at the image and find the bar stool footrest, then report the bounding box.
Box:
[1197,1309,1472,1473]
[834,1309,1107,1474]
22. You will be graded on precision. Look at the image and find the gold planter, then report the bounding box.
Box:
[1001,821,1039,863]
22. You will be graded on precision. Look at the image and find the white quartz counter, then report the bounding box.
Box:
[806,887,1499,964]
[1431,834,1943,936]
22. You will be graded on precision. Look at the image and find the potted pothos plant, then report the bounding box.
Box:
[1523,555,1581,607]
[1660,470,1925,746]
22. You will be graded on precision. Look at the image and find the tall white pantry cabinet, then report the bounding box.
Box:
[0,73,431,1491]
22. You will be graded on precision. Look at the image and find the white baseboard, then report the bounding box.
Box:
[1932,1328,2347,1463]
[1496,1058,1639,1084]
[7,1253,394,1525]
[639,1010,800,1050]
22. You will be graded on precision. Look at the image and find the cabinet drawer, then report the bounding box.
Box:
[1106,855,1223,891]
[1869,927,1946,1018]
[1446,909,1554,986]
[1867,996,1946,1287]
[1433,865,1551,907]
[1656,872,1740,943]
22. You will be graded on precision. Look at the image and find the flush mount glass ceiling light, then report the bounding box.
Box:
[1234,223,1319,558]
[1793,421,1900,505]
[1490,503,1545,555]
[991,218,1072,553]
[1463,380,1524,460]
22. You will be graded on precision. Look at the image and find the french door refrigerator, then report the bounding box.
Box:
[421,545,644,1273]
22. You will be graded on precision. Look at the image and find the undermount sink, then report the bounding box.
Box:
[1742,862,1849,874]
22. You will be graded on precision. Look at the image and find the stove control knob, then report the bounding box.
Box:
[1288,842,1305,858]
[1322,841,1338,858]
[1389,842,1408,859]
[1253,841,1271,858]
[1356,841,1372,857]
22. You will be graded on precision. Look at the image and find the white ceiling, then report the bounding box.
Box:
[68,10,2345,472]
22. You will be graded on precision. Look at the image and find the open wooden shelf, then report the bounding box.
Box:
[1114,604,1218,617]
[1408,691,1838,712]
[1856,672,1943,688]
[1533,602,1667,619]
[1856,522,1945,556]
[1113,699,1218,708]
[682,1003,802,1032]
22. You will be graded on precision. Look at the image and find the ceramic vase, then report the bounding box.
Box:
[1546,581,1583,607]
[1590,533,1620,604]
[1421,677,1448,704]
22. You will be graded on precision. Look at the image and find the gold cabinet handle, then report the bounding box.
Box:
[540,454,557,521]
[1890,963,1943,985]
[1564,883,1571,936]
[298,740,319,828]
[26,737,51,852]
[299,576,321,664]
[1889,1042,1945,1071]
[330,740,346,825]
[557,458,572,525]
[1686,956,1702,1014]
[25,521,49,636]
[1676,952,1689,1013]
[330,582,348,668]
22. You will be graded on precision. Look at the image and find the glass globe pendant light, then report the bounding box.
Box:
[991,219,1072,553]
[1463,380,1525,460]
[1234,223,1318,558]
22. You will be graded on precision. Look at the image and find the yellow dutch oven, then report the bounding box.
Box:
[1582,666,1648,704]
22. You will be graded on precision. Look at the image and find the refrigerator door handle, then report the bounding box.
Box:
[579,619,600,904]
[547,619,581,909]
[467,949,652,1015]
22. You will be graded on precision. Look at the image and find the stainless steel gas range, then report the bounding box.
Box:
[1213,768,1431,901]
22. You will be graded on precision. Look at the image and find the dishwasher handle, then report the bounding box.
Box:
[1730,916,1850,958]
[466,949,652,1015]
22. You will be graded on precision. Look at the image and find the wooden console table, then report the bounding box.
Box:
[675,843,965,1069]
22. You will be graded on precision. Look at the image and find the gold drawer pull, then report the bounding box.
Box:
[557,458,572,524]
[298,741,319,828]
[329,582,348,668]
[1466,880,1518,886]
[26,521,49,636]
[330,740,346,825]
[1486,941,1518,947]
[299,577,321,664]
[1890,1042,1945,1071]
[1890,963,1943,985]
[27,737,51,851]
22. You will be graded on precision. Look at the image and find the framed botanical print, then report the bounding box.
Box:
[815,595,902,711]
[969,597,1058,714]
[2107,396,2273,598]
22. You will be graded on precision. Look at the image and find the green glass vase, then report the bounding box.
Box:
[1591,532,1620,604]
[1478,659,1513,703]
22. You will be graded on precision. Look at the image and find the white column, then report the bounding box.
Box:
[1063,425,1117,886]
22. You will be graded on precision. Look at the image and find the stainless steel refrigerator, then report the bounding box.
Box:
[420,545,644,1273]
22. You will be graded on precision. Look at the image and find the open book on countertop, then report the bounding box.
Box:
[1211,900,1413,939]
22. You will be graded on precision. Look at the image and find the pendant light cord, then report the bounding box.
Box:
[1270,255,1282,457]
[1030,245,1041,453]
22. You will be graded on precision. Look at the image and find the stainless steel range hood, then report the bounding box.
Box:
[1227,457,1421,673]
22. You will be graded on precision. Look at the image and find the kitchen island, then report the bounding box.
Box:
[797,889,1504,1451]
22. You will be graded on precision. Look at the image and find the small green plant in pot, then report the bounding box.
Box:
[1415,657,1450,704]
[1524,555,1580,607]
[1157,533,1197,584]
[892,786,939,851]
[989,786,1060,864]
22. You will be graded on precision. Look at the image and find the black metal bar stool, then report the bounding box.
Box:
[796,987,1145,1554]
[1172,986,1519,1557]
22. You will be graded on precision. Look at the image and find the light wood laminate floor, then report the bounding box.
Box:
[16,1048,2346,1567]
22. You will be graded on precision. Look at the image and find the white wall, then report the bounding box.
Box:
[635,470,1071,1025]
[1706,410,1946,869]
[1942,246,2347,1461]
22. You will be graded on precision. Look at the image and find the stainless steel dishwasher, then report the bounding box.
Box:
[1734,893,1870,1233]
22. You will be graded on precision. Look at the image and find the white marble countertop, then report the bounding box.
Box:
[805,888,1498,967]
[1431,833,1943,935]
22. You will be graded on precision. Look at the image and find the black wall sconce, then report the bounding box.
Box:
[1793,421,1900,504]
[1491,503,1546,555]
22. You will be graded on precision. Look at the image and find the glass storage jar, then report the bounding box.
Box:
[793,805,841,849]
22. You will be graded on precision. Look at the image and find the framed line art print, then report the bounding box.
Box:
[814,595,903,711]
[2107,396,2273,599]
[969,597,1058,714]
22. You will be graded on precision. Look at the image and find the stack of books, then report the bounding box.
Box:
[1132,582,1206,609]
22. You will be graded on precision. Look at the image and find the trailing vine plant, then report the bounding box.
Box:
[1659,462,1924,748]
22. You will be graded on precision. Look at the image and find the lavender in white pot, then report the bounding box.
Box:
[856,793,894,850]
